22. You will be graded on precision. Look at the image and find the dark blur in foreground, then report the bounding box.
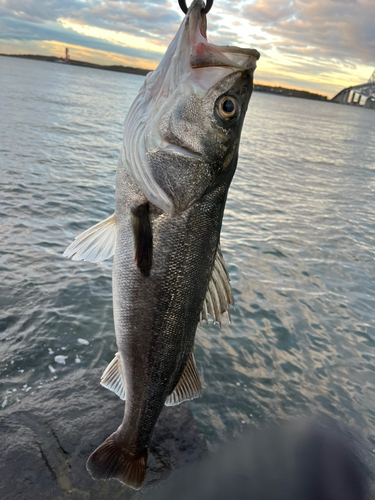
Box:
[151,419,373,500]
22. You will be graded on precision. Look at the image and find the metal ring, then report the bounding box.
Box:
[178,0,214,15]
[202,0,213,14]
[178,0,188,14]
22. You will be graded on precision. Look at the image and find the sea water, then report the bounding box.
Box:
[1,56,375,449]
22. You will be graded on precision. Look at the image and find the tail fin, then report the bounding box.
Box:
[86,433,147,490]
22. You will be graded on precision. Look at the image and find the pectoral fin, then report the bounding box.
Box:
[165,351,201,406]
[63,213,117,262]
[130,202,153,277]
[201,245,235,327]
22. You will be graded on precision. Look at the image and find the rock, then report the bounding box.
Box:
[152,420,374,500]
[0,368,207,500]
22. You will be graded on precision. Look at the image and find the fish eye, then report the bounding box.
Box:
[215,96,239,122]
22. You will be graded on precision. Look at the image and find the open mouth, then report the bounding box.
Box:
[190,44,260,71]
[187,1,260,72]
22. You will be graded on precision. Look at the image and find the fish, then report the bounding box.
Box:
[64,0,260,490]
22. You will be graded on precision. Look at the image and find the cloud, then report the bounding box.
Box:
[242,0,375,65]
[0,17,164,63]
[0,0,83,24]
[0,0,181,40]
[0,0,374,96]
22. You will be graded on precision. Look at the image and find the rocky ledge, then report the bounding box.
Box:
[0,368,207,500]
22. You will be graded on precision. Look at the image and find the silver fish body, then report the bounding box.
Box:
[64,0,259,489]
[112,168,227,464]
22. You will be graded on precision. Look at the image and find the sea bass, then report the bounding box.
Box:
[64,0,259,490]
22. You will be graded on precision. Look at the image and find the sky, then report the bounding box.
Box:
[0,0,374,98]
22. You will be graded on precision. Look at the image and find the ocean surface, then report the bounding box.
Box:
[1,56,375,453]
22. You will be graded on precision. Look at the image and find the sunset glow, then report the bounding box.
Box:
[0,0,374,98]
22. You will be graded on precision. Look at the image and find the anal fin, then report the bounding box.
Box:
[130,202,153,277]
[100,352,126,401]
[165,351,201,406]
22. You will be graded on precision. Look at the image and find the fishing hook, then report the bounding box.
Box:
[178,0,214,15]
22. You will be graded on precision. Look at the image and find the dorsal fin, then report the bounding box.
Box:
[165,351,201,406]
[200,245,234,326]
[63,213,117,262]
[130,202,153,277]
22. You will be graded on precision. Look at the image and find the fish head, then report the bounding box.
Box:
[123,0,260,214]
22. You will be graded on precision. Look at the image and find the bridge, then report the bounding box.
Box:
[331,70,375,108]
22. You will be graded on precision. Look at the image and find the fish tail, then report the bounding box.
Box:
[86,432,147,490]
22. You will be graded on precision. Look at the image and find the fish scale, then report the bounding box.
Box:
[64,0,259,489]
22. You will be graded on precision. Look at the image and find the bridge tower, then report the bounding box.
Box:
[369,69,375,91]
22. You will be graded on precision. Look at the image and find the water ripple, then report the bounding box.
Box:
[1,57,375,449]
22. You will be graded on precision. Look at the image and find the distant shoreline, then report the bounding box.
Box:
[0,53,328,101]
[0,53,150,77]
[254,84,328,101]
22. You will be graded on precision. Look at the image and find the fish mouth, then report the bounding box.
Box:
[162,143,202,159]
[186,0,260,72]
